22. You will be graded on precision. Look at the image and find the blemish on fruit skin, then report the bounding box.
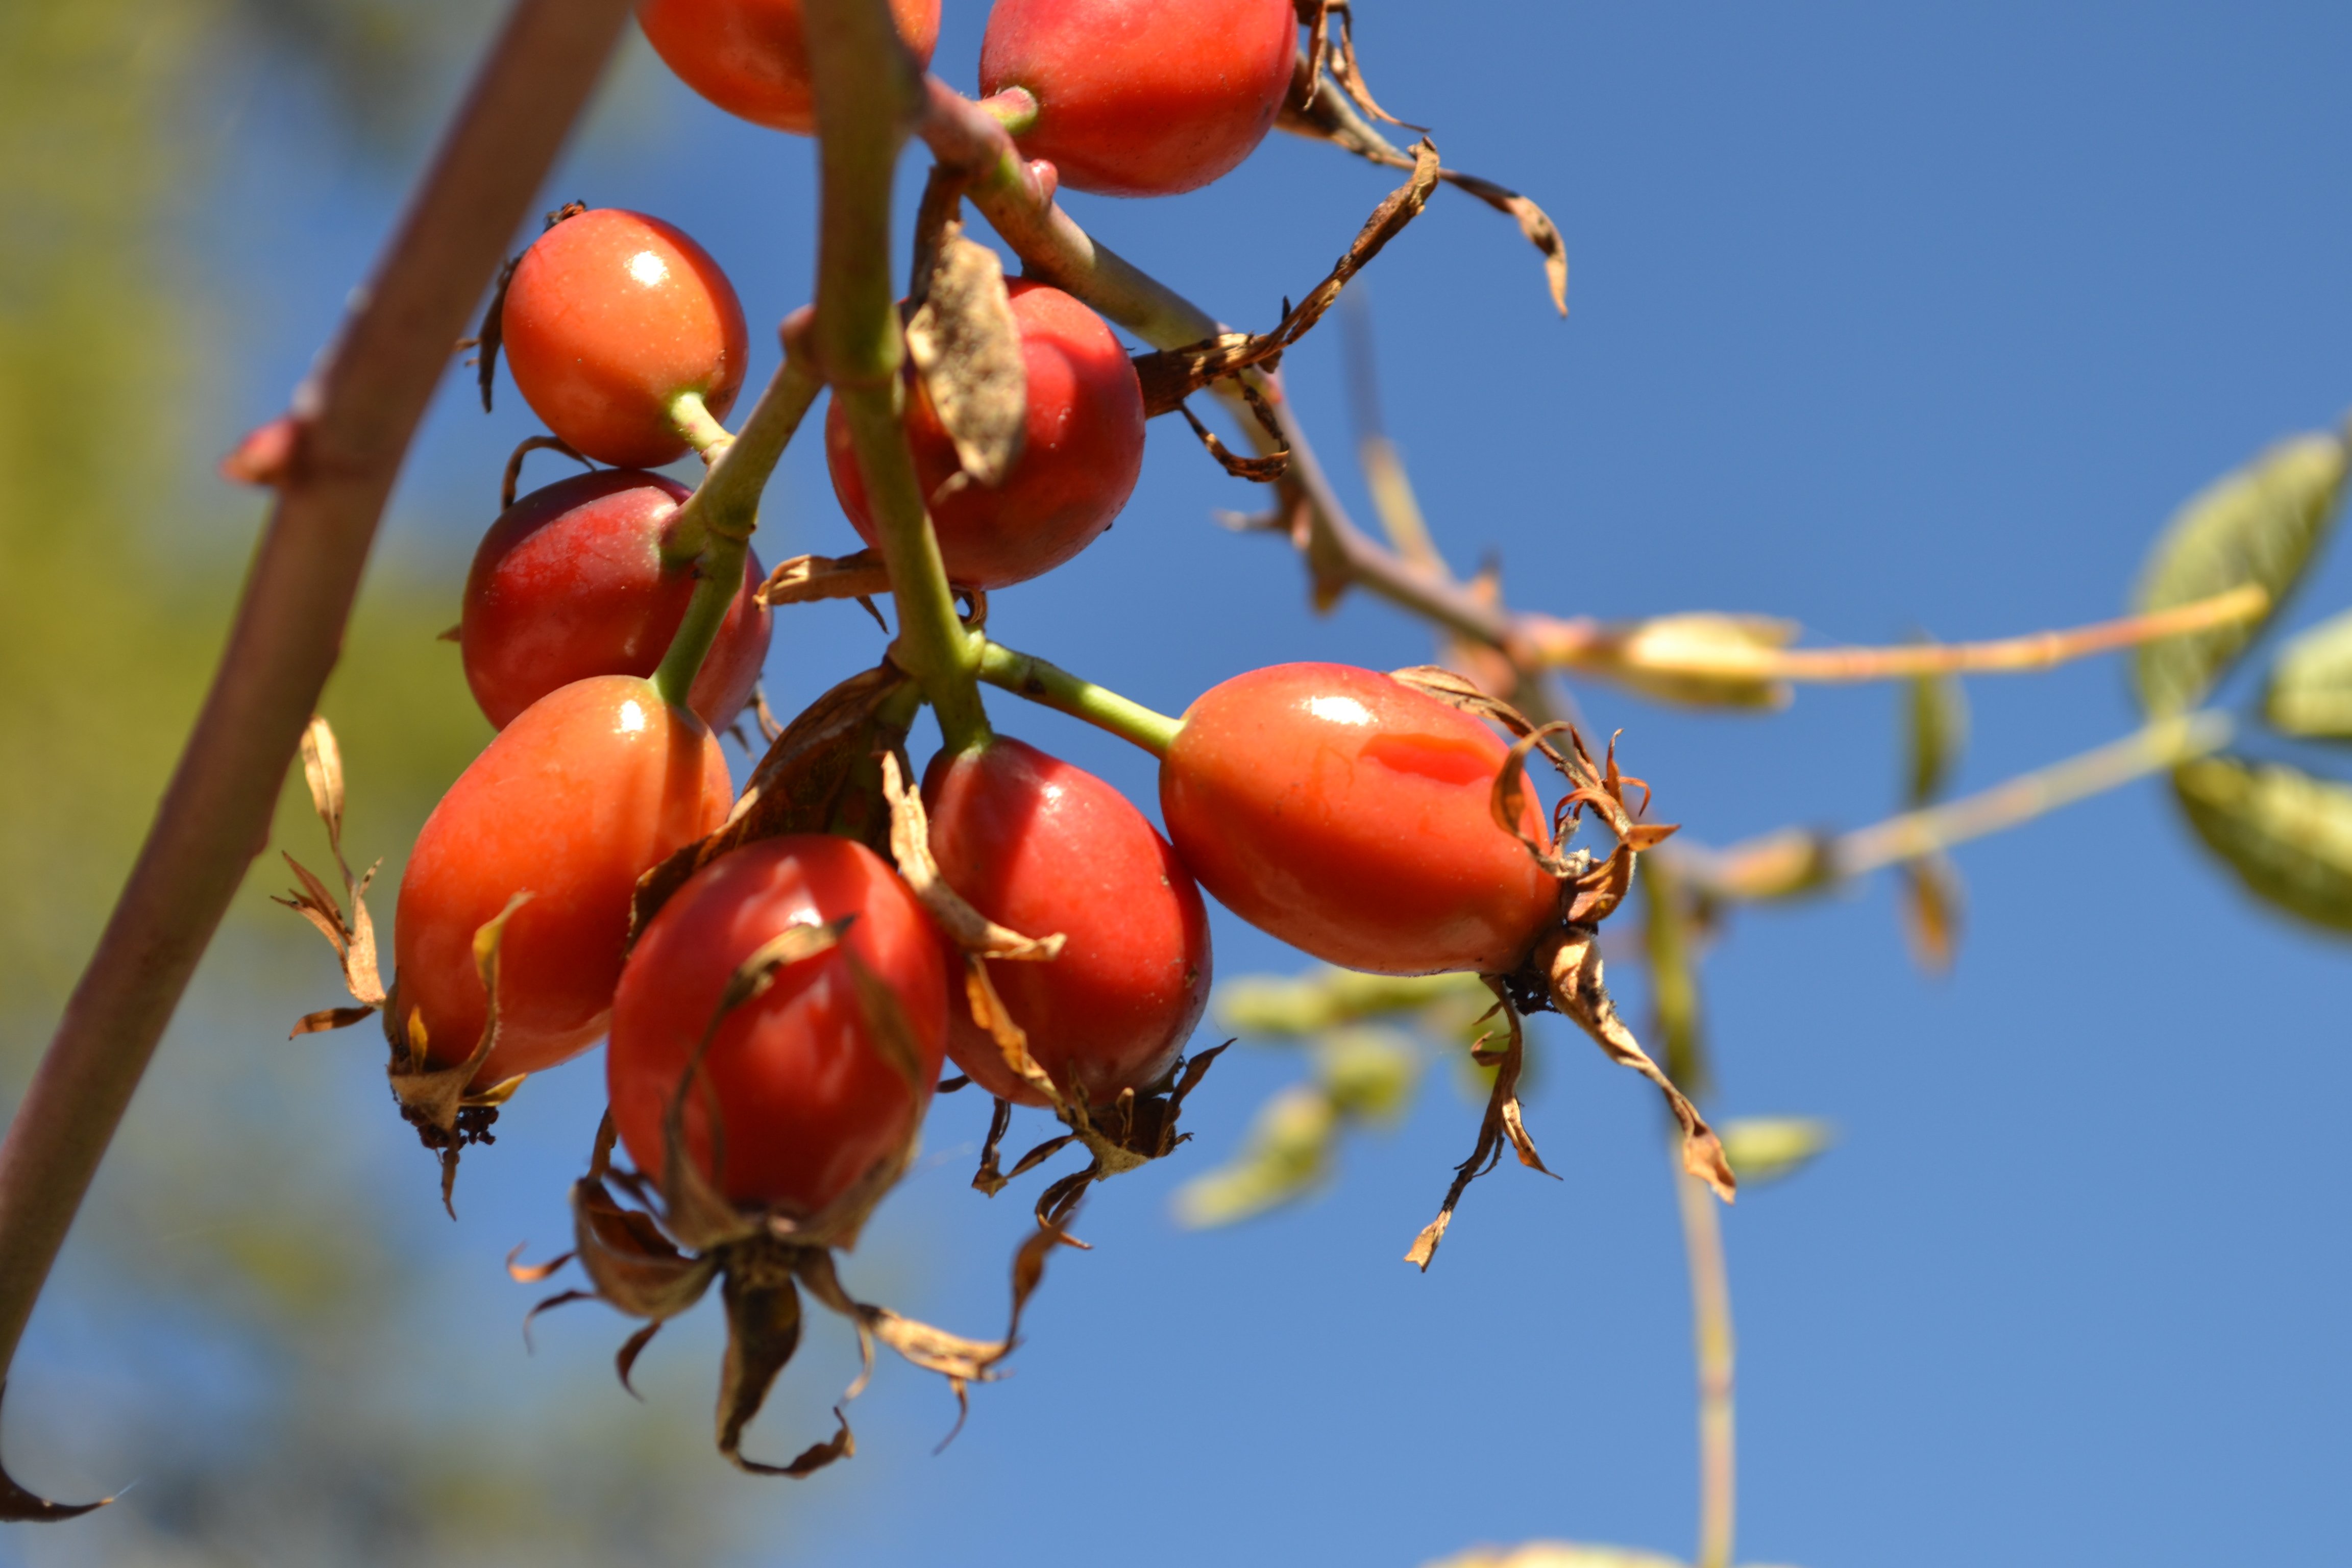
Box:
[1362,729,1498,787]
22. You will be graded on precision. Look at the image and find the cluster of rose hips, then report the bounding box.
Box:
[294,0,1673,1470]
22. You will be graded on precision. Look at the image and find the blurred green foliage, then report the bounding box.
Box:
[0,1,767,1558]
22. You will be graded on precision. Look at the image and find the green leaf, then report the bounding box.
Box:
[1903,665,1968,806]
[2264,607,2352,740]
[2133,431,2347,717]
[1312,1027,1422,1120]
[2173,754,2352,933]
[1169,1087,1338,1229]
[1214,966,1490,1037]
[1720,1117,1836,1187]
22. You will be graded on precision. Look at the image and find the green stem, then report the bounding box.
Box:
[668,388,733,458]
[977,640,1182,759]
[651,345,823,711]
[804,0,990,753]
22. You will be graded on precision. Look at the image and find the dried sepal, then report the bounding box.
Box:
[1321,0,1425,131]
[1899,853,1964,976]
[1176,398,1290,483]
[757,549,893,607]
[880,751,1067,963]
[716,1244,813,1474]
[500,432,591,510]
[1403,981,1555,1270]
[906,228,1027,488]
[1536,927,1734,1202]
[632,663,916,938]
[1131,138,1442,413]
[388,891,532,1215]
[275,715,387,1022]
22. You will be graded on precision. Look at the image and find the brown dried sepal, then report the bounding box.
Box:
[632,663,916,941]
[518,932,1041,1477]
[385,892,532,1216]
[906,227,1027,488]
[1131,137,1441,414]
[757,549,893,608]
[1404,980,1556,1270]
[1535,926,1735,1203]
[470,198,585,412]
[500,433,590,510]
[277,716,386,1027]
[1279,74,1566,316]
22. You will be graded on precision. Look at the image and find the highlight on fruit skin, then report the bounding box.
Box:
[924,733,1213,1109]
[979,0,1302,198]
[461,469,770,733]
[638,0,943,136]
[499,207,749,467]
[1159,662,1562,976]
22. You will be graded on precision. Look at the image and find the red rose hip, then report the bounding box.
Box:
[639,0,942,136]
[609,835,951,1215]
[391,676,735,1086]
[499,208,749,467]
[925,736,1212,1108]
[824,281,1144,590]
[1158,664,1561,976]
[460,470,770,733]
[979,0,1301,198]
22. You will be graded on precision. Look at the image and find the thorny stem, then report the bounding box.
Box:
[0,0,635,1513]
[807,10,990,753]
[1676,1155,1736,1568]
[651,337,823,711]
[976,641,1183,759]
[1690,709,2235,900]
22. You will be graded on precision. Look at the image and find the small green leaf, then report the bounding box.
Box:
[1903,665,1968,806]
[2174,754,2352,933]
[1720,1117,1836,1187]
[1312,1027,1422,1120]
[1215,967,1490,1038]
[2133,431,2347,717]
[2264,607,2352,740]
[1170,1087,1338,1229]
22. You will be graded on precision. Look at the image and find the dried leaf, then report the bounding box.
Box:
[1130,139,1442,410]
[2134,430,2347,717]
[1539,928,1734,1202]
[906,233,1027,487]
[1276,78,1567,316]
[2173,754,2352,933]
[1719,1117,1835,1188]
[2264,606,2352,740]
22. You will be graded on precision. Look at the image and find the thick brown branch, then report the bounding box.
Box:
[0,0,635,1511]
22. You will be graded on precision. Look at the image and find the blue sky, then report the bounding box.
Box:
[21,3,2352,1564]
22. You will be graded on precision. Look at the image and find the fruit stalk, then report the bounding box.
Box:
[975,640,1181,758]
[805,0,990,751]
[652,319,823,710]
[0,0,635,1488]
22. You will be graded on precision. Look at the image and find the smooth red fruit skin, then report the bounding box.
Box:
[608,836,950,1214]
[500,209,748,468]
[460,470,770,733]
[393,677,734,1085]
[979,0,1300,198]
[1159,664,1561,976]
[639,0,941,136]
[824,281,1144,590]
[925,737,1211,1109]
